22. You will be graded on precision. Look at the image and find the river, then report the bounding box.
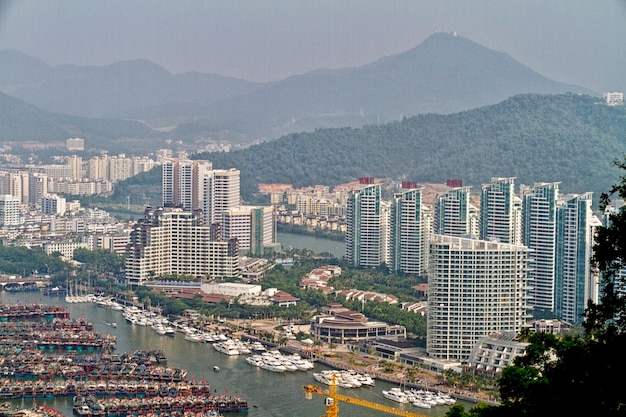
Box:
[276,232,345,259]
[0,292,470,417]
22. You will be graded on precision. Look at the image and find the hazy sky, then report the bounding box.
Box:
[1,0,625,92]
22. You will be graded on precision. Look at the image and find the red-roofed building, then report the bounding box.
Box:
[269,290,300,307]
[412,283,428,298]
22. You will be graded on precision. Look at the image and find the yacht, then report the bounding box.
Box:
[250,342,267,352]
[245,355,263,367]
[213,341,240,355]
[259,358,286,373]
[382,387,410,403]
[184,332,203,343]
[153,324,168,335]
[290,357,314,371]
[412,399,432,409]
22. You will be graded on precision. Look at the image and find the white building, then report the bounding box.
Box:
[29,172,48,206]
[201,282,262,297]
[66,138,85,151]
[467,331,529,375]
[346,179,382,268]
[203,168,240,225]
[434,186,478,237]
[390,184,429,275]
[427,235,531,361]
[161,158,213,211]
[523,182,559,313]
[41,194,67,215]
[42,241,89,258]
[221,205,276,256]
[480,177,522,244]
[603,91,624,106]
[0,194,20,227]
[555,192,601,323]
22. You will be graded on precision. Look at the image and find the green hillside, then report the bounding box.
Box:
[0,91,156,147]
[193,93,626,203]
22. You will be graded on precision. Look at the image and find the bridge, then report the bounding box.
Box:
[0,277,50,289]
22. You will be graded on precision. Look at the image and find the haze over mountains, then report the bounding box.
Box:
[0,33,595,146]
[197,93,626,204]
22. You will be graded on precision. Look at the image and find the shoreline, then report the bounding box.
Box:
[239,333,499,407]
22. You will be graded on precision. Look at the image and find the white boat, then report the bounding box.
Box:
[213,341,239,355]
[153,324,167,335]
[412,400,432,409]
[313,371,353,387]
[382,387,410,403]
[245,355,263,367]
[313,372,330,384]
[235,342,251,354]
[280,359,298,372]
[184,332,203,343]
[291,358,314,371]
[259,358,286,372]
[250,342,266,352]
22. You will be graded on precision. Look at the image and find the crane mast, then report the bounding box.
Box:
[303,375,428,417]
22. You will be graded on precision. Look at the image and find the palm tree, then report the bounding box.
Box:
[405,366,417,384]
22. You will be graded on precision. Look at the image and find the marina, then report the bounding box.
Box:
[0,292,470,417]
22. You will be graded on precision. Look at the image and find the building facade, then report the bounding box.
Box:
[555,193,601,323]
[41,194,67,215]
[345,179,382,268]
[522,182,559,312]
[434,186,476,237]
[221,205,276,256]
[161,159,213,211]
[480,177,521,244]
[124,207,239,287]
[0,194,20,227]
[427,235,531,361]
[390,184,429,275]
[203,168,240,225]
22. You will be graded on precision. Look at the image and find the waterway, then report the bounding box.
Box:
[0,292,472,417]
[276,232,345,259]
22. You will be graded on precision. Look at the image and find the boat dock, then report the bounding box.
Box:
[0,304,69,321]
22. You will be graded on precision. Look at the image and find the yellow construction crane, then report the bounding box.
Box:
[302,375,429,417]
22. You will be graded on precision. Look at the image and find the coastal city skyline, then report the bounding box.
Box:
[1,2,626,415]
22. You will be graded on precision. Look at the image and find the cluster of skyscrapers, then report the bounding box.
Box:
[125,158,277,287]
[346,177,601,361]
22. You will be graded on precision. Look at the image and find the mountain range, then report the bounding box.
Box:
[0,33,595,147]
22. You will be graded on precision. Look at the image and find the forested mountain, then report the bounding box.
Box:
[1,33,593,145]
[0,91,156,148]
[188,93,626,203]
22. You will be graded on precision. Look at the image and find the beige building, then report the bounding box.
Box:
[125,207,239,287]
[310,303,407,344]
